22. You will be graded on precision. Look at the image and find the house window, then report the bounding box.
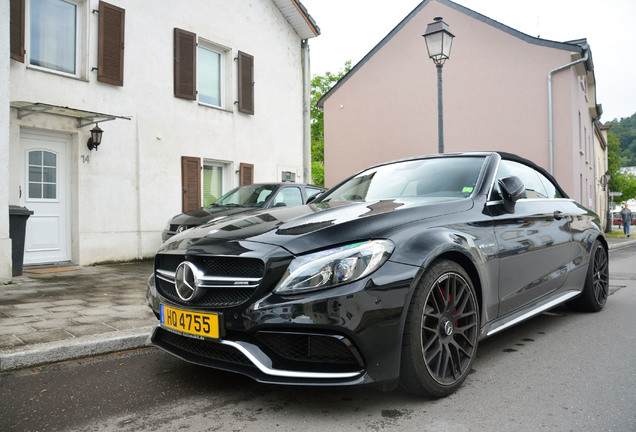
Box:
[198,41,224,108]
[203,162,225,207]
[29,0,81,76]
[173,28,252,114]
[28,150,57,199]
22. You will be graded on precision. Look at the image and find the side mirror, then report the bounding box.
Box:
[498,176,525,213]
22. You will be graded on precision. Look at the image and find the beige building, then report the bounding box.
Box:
[319,0,605,216]
[1,0,319,282]
[594,122,611,230]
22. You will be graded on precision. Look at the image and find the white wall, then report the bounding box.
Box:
[0,0,11,282]
[7,0,308,265]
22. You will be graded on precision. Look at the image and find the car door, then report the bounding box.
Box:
[489,160,574,317]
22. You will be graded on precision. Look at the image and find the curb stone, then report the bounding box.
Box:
[0,326,155,372]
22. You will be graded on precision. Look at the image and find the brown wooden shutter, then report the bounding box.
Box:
[239,163,254,186]
[237,51,254,114]
[181,156,201,212]
[10,0,25,63]
[98,1,125,86]
[174,28,196,100]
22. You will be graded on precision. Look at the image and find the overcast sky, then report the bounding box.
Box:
[301,0,636,122]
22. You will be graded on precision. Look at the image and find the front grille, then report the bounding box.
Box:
[256,331,363,368]
[154,253,265,308]
[154,327,254,367]
[156,254,264,278]
[156,277,256,307]
[199,256,264,278]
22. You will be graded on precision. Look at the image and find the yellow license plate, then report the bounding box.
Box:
[160,304,220,339]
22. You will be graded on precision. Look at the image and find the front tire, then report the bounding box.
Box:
[400,260,479,397]
[568,239,609,312]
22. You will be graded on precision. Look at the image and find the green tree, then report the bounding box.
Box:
[606,113,636,166]
[608,131,636,203]
[310,61,352,186]
[607,131,622,185]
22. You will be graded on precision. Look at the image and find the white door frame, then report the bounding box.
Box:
[19,128,72,265]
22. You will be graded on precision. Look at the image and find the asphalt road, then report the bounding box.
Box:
[1,245,635,432]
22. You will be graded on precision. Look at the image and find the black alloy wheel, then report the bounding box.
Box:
[400,260,479,397]
[568,239,609,312]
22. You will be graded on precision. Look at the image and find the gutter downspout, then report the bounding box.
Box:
[301,39,312,184]
[548,50,588,175]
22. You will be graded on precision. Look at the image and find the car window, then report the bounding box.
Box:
[273,187,303,207]
[537,171,563,198]
[214,185,276,207]
[493,160,550,199]
[318,157,485,203]
[305,187,324,202]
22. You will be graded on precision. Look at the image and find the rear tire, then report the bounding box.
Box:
[568,239,609,312]
[399,260,479,397]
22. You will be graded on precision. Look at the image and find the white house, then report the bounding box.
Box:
[1,0,319,282]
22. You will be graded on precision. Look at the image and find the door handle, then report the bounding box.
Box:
[553,211,565,220]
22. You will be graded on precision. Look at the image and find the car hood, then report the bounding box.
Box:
[160,197,474,256]
[170,206,256,225]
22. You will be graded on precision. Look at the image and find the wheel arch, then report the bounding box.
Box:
[595,234,609,254]
[401,247,485,328]
[435,250,483,314]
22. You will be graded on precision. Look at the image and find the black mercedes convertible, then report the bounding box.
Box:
[146,151,608,397]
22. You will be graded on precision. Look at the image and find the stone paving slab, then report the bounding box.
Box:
[0,260,155,371]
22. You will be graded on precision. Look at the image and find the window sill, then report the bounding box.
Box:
[197,102,233,114]
[26,65,88,82]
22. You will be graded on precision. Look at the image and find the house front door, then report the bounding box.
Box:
[20,129,72,265]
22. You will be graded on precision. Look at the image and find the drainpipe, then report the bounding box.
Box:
[548,50,588,175]
[301,39,312,184]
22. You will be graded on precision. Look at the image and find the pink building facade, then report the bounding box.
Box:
[319,0,604,214]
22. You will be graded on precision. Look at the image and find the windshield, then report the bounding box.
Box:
[211,184,277,208]
[317,157,486,203]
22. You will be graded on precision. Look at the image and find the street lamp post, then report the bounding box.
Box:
[423,17,454,154]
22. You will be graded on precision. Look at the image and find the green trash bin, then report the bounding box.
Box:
[9,206,34,276]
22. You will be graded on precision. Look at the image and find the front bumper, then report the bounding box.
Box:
[146,257,419,388]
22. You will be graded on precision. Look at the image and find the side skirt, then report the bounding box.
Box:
[482,290,580,338]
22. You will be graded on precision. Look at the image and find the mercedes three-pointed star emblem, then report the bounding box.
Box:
[174,261,200,302]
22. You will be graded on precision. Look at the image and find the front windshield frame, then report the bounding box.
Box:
[316,156,487,204]
[211,184,278,208]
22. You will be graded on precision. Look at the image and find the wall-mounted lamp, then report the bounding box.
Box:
[87,124,103,151]
[600,170,611,191]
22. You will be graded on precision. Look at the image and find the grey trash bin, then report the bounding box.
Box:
[9,206,34,276]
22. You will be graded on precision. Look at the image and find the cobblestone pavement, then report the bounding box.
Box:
[0,260,156,371]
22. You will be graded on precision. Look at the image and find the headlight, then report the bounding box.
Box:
[273,240,394,295]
